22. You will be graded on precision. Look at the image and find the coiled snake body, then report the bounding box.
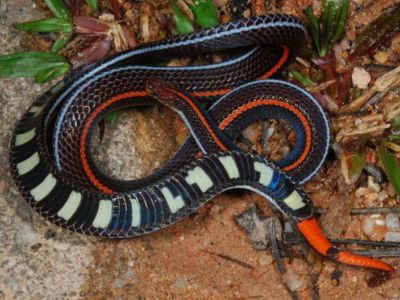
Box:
[10,15,393,272]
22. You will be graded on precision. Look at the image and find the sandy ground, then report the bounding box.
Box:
[1,0,400,299]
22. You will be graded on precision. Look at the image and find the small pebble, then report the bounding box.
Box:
[368,176,381,193]
[259,254,274,266]
[284,271,307,292]
[385,231,400,242]
[241,124,259,144]
[355,187,380,207]
[374,51,389,64]
[171,277,189,290]
[361,215,387,241]
[386,214,400,232]
[355,187,369,198]
[284,222,294,233]
[99,13,115,22]
[352,67,371,89]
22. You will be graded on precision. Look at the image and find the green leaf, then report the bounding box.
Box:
[321,0,330,28]
[85,0,98,12]
[332,0,350,43]
[44,0,71,19]
[289,70,316,87]
[392,116,400,130]
[349,152,365,183]
[378,144,400,197]
[304,7,321,53]
[172,2,194,35]
[0,52,68,78]
[189,0,219,28]
[389,134,400,141]
[320,0,337,57]
[51,35,71,52]
[106,110,125,124]
[14,18,72,33]
[35,63,70,83]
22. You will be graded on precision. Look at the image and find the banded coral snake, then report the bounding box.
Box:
[10,14,394,273]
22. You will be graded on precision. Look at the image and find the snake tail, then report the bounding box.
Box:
[297,218,394,272]
[150,79,394,273]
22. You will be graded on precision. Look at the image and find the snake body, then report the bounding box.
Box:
[10,15,393,272]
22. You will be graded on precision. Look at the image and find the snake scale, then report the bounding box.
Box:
[10,14,393,272]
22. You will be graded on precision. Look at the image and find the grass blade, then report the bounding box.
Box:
[85,0,98,12]
[349,152,366,183]
[320,0,329,27]
[44,0,71,19]
[304,7,321,53]
[35,63,70,83]
[106,110,125,124]
[0,52,68,78]
[320,0,336,57]
[332,0,349,43]
[0,52,65,61]
[189,0,219,28]
[51,35,71,52]
[378,144,400,197]
[172,2,194,35]
[14,18,72,33]
[289,70,316,87]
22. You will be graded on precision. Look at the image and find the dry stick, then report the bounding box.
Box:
[261,121,269,150]
[351,249,400,257]
[330,239,400,247]
[315,206,400,215]
[286,235,400,257]
[342,65,400,112]
[267,223,300,300]
[267,221,286,273]
[204,250,255,270]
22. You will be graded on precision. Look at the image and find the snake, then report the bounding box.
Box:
[9,14,393,272]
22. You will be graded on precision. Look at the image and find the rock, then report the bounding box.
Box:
[171,277,189,289]
[361,215,387,241]
[384,231,400,242]
[113,270,136,289]
[241,123,260,145]
[386,214,400,232]
[235,205,283,250]
[368,176,381,193]
[258,254,274,266]
[284,270,307,292]
[374,51,389,64]
[352,67,371,89]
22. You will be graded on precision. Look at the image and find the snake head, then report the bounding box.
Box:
[145,78,181,108]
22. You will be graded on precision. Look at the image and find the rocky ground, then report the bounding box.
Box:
[1,0,400,299]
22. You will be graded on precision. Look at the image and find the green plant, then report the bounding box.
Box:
[0,0,77,82]
[173,0,219,35]
[304,0,349,57]
[378,144,400,197]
